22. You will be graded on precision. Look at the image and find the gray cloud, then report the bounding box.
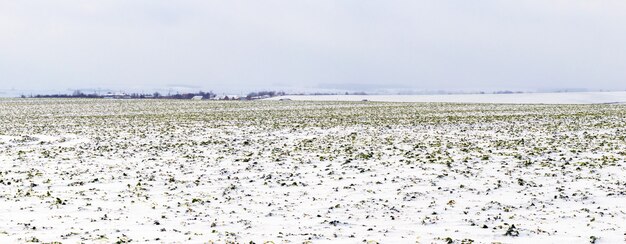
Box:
[1,0,625,94]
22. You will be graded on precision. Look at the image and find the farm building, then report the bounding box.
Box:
[103,93,131,99]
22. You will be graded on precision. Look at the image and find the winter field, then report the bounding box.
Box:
[265,91,626,104]
[1,99,626,243]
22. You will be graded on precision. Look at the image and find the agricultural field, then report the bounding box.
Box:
[1,99,626,243]
[265,91,626,104]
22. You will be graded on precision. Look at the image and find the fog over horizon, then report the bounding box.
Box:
[1,1,626,96]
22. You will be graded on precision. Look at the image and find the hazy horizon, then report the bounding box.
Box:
[2,1,626,95]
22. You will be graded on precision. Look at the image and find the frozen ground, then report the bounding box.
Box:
[1,99,626,243]
[265,91,626,104]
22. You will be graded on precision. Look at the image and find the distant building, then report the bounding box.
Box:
[191,96,204,100]
[103,93,130,99]
[250,95,271,100]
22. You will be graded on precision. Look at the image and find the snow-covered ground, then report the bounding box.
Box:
[266,91,626,104]
[1,99,626,243]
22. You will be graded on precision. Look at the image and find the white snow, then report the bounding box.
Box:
[1,99,626,243]
[266,91,626,104]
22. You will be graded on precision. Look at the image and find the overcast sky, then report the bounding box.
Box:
[1,0,626,95]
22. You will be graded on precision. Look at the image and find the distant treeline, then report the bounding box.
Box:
[23,90,532,99]
[289,91,368,96]
[485,90,524,94]
[27,93,102,99]
[25,90,218,99]
[25,90,288,100]
[245,91,286,99]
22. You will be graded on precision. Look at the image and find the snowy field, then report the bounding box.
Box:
[1,99,626,243]
[266,91,626,104]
